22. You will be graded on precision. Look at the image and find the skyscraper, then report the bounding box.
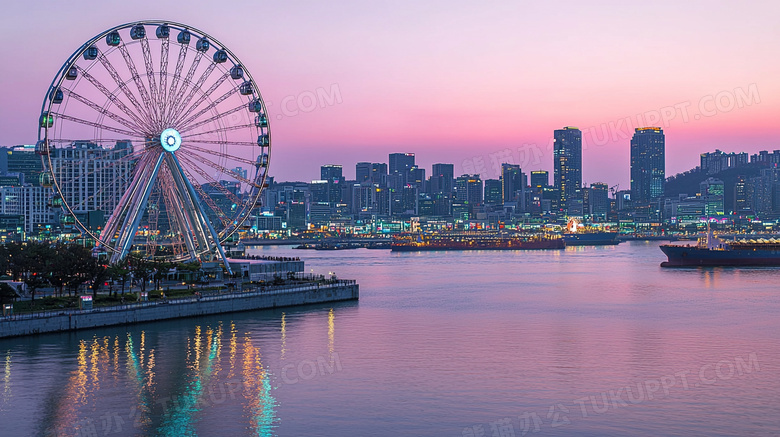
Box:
[355,162,372,182]
[431,163,454,195]
[320,164,343,205]
[500,163,524,204]
[630,127,665,203]
[553,127,582,206]
[389,153,415,176]
[530,170,549,193]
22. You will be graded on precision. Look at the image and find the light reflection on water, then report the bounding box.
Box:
[0,242,779,436]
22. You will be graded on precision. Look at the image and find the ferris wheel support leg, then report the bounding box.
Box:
[165,154,211,260]
[104,158,155,262]
[168,152,234,276]
[115,153,166,263]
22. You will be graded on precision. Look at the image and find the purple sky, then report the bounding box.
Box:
[1,1,778,187]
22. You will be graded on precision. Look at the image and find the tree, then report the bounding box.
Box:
[0,282,18,306]
[153,261,174,291]
[129,256,154,294]
[19,242,54,304]
[88,261,109,299]
[108,260,131,295]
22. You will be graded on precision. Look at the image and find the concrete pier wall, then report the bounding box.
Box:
[0,282,358,339]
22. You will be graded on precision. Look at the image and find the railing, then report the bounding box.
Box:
[0,279,357,322]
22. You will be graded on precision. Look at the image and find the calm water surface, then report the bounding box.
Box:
[1,241,779,436]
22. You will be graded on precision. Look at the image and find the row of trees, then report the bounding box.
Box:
[0,242,202,303]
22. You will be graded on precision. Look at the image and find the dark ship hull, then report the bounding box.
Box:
[562,232,620,246]
[660,244,780,267]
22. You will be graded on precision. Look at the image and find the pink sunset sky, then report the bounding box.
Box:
[1,1,778,187]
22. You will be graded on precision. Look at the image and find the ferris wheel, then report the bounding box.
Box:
[37,21,271,269]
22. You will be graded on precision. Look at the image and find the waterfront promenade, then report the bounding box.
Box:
[0,279,358,338]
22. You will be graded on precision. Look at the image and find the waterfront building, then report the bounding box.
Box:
[630,127,665,204]
[586,182,609,220]
[553,127,582,206]
[49,141,135,231]
[6,145,43,186]
[0,185,56,234]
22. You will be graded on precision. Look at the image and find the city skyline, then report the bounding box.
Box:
[1,1,778,188]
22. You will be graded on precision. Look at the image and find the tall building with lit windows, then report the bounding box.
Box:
[553,127,582,206]
[630,127,665,203]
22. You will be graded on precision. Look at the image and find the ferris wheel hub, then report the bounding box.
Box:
[160,128,182,152]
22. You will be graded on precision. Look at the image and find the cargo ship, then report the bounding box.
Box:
[660,229,780,267]
[391,232,564,252]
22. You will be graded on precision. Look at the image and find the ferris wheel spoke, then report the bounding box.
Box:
[165,43,189,123]
[183,143,260,167]
[182,123,256,140]
[75,65,152,132]
[180,151,260,188]
[117,44,159,126]
[178,164,231,227]
[184,139,259,147]
[167,51,204,124]
[97,53,156,129]
[52,112,141,137]
[178,154,244,207]
[176,92,243,133]
[158,37,170,118]
[169,64,219,124]
[170,70,229,126]
[62,88,147,134]
[139,37,160,120]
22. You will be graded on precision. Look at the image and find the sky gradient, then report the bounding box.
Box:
[1,1,778,187]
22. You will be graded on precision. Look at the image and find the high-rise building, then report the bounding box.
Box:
[431,163,454,195]
[530,170,549,193]
[700,177,725,217]
[500,163,525,204]
[371,163,388,185]
[553,127,582,206]
[734,175,752,214]
[355,162,372,182]
[7,145,43,186]
[630,127,665,204]
[320,164,343,205]
[483,179,503,205]
[455,174,483,205]
[50,141,134,220]
[586,182,609,220]
[389,153,415,176]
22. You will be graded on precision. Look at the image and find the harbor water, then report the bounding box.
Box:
[1,241,778,436]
